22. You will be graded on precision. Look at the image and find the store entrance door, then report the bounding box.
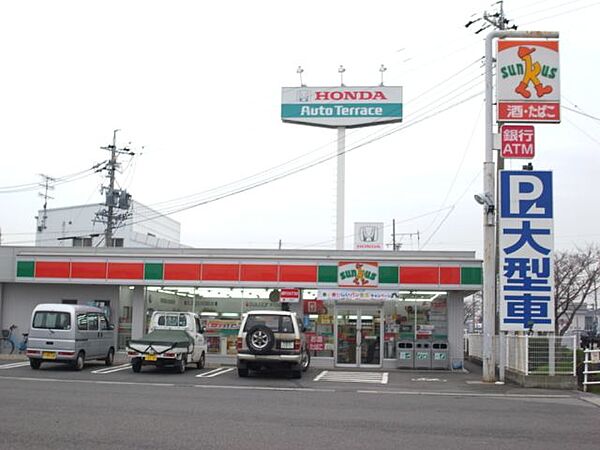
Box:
[335,305,382,368]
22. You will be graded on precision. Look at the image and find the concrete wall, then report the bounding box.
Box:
[448,292,466,369]
[0,283,120,337]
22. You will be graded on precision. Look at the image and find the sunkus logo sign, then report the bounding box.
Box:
[281,86,403,128]
[338,262,379,288]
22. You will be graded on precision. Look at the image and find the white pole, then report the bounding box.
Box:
[336,127,346,250]
[482,30,559,383]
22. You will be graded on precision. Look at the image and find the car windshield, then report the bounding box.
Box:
[244,315,295,333]
[33,311,71,330]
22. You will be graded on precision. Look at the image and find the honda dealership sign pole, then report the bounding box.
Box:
[482,30,558,382]
[282,85,403,250]
[336,126,346,250]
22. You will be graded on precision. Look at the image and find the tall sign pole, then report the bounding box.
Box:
[482,30,558,382]
[281,74,403,251]
[336,126,345,250]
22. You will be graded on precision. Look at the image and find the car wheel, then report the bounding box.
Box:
[105,347,115,366]
[176,355,186,374]
[245,325,275,354]
[132,357,142,373]
[238,367,249,377]
[72,352,85,371]
[301,348,311,372]
[197,352,205,370]
[29,359,42,370]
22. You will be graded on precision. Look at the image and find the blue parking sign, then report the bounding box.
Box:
[500,171,553,219]
[499,170,555,332]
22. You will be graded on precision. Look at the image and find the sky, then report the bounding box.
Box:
[1,0,599,257]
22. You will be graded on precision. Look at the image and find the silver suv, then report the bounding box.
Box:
[236,310,310,378]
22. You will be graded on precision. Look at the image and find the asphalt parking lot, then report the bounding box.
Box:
[3,355,600,450]
[0,354,596,400]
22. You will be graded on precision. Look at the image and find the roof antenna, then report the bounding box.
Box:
[296,66,305,87]
[379,64,387,86]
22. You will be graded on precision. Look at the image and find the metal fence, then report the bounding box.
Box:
[465,334,576,376]
[505,335,576,376]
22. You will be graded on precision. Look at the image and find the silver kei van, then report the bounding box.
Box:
[26,303,115,370]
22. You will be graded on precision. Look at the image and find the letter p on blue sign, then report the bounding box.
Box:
[500,171,553,219]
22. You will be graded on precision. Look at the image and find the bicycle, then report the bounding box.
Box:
[0,325,28,355]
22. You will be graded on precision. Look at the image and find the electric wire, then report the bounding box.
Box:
[114,90,484,231]
[144,65,485,216]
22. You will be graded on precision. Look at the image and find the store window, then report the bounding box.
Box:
[383,295,448,358]
[303,298,335,358]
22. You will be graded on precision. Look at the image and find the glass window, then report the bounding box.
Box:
[77,314,88,330]
[195,317,202,333]
[88,313,99,331]
[157,314,185,327]
[244,315,294,333]
[304,299,334,358]
[99,315,109,330]
[33,312,71,330]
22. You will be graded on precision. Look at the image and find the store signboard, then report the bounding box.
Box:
[499,170,554,332]
[338,261,378,287]
[206,320,241,330]
[497,40,560,123]
[354,222,384,250]
[280,288,300,303]
[308,334,325,351]
[281,86,403,128]
[319,289,398,301]
[501,125,535,159]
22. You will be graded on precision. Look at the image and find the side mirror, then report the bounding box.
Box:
[200,326,206,334]
[108,324,115,331]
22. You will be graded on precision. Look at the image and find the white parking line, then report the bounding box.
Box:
[314,370,389,384]
[196,367,235,378]
[0,361,30,370]
[91,364,131,374]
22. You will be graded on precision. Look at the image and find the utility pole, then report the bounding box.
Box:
[389,220,419,251]
[467,0,518,383]
[105,130,118,247]
[95,130,134,247]
[37,174,56,232]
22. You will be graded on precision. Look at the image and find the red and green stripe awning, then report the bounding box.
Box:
[16,259,482,287]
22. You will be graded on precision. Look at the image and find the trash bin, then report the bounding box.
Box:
[431,341,449,369]
[414,341,431,369]
[396,341,414,368]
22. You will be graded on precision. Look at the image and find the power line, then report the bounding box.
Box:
[116,90,483,230]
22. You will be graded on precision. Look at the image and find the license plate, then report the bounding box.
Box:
[42,351,56,360]
[144,354,157,361]
[280,341,294,349]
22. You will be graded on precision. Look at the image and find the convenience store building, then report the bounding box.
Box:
[0,246,482,369]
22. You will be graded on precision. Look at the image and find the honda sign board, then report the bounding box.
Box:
[354,222,384,250]
[497,40,560,123]
[281,86,403,128]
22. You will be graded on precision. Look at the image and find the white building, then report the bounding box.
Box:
[35,201,183,248]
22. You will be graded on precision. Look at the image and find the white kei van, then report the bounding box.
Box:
[26,303,115,370]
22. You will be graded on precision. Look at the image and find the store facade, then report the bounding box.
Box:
[0,246,481,369]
